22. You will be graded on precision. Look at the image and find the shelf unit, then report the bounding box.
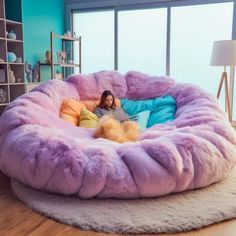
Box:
[0,0,26,114]
[39,31,82,80]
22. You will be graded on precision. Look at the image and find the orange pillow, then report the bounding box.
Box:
[60,98,86,126]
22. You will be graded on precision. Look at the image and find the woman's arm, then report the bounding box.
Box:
[113,107,129,122]
[94,107,103,118]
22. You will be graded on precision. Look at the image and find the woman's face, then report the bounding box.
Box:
[104,95,113,108]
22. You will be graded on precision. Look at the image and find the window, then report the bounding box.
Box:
[73,10,114,74]
[170,3,233,96]
[118,8,167,75]
[72,2,234,117]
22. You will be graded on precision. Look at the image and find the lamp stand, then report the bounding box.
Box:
[217,68,231,122]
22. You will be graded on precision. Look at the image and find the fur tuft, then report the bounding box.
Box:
[94,115,139,143]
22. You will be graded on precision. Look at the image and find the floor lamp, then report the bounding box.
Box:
[210,40,236,124]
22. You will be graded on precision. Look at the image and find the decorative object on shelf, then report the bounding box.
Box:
[7,30,16,40]
[6,31,8,37]
[25,62,39,83]
[7,52,17,63]
[0,58,4,62]
[54,70,63,80]
[42,31,81,80]
[73,32,79,39]
[210,40,236,123]
[57,51,67,64]
[66,49,73,64]
[66,31,71,37]
[0,88,7,104]
[0,69,5,83]
[8,65,16,83]
[32,63,39,82]
[16,57,22,63]
[45,50,51,63]
[25,62,33,82]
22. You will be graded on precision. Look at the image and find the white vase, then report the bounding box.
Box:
[8,30,16,40]
[9,70,16,83]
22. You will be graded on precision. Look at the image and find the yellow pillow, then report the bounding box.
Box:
[79,108,99,128]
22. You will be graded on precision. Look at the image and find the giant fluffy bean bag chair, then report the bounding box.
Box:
[0,70,236,199]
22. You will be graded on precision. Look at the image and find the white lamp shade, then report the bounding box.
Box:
[210,40,236,66]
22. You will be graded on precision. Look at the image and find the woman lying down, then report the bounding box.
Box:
[93,90,139,143]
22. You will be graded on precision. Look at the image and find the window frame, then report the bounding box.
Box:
[67,0,235,75]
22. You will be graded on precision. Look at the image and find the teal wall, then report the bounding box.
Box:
[22,0,64,80]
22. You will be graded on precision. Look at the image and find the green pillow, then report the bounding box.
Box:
[130,110,150,131]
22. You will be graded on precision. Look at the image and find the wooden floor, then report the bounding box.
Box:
[1,171,236,236]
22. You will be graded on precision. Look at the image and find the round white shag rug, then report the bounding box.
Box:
[11,169,236,234]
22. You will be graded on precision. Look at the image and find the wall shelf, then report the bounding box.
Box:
[5,19,22,25]
[52,33,81,41]
[9,82,25,85]
[39,31,82,80]
[8,62,24,65]
[56,63,80,68]
[0,103,8,106]
[7,39,23,43]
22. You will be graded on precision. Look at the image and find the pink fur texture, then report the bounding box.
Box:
[67,70,127,100]
[125,71,175,99]
[0,70,236,199]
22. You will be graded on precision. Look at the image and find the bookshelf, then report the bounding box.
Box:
[0,0,25,114]
[39,31,81,80]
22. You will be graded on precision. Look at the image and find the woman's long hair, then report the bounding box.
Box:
[98,90,116,109]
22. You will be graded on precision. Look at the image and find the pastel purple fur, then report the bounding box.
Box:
[125,71,175,99]
[67,70,127,100]
[0,70,235,199]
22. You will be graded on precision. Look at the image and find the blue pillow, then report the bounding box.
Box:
[147,105,176,128]
[130,110,150,131]
[121,95,176,128]
[121,98,153,116]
